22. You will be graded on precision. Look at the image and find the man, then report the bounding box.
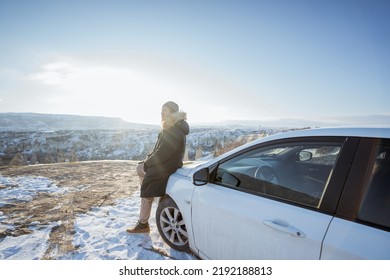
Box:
[127,101,189,233]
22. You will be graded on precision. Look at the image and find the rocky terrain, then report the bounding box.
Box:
[0,113,300,166]
[0,127,289,166]
[0,129,159,165]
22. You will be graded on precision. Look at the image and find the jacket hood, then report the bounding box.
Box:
[162,111,189,135]
[175,118,190,135]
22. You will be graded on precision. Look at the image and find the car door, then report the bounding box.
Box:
[191,137,353,259]
[322,139,390,259]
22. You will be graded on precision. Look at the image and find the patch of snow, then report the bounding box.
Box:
[0,222,60,260]
[0,176,68,207]
[59,194,195,260]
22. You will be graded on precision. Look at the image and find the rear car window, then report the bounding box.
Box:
[358,144,390,229]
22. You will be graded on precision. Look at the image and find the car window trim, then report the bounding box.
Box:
[320,137,360,213]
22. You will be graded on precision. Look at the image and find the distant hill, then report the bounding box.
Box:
[0,113,158,132]
[194,115,390,128]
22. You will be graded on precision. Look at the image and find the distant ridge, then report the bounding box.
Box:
[192,114,390,128]
[1,112,388,132]
[0,113,158,132]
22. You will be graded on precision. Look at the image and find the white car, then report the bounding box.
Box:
[156,127,390,259]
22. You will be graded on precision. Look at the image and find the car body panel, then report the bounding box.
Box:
[322,218,390,259]
[191,182,333,259]
[165,174,198,253]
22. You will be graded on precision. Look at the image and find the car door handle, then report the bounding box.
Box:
[263,220,306,238]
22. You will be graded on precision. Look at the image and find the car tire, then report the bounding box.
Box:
[156,197,189,252]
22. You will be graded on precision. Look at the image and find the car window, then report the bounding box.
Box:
[214,142,342,208]
[358,144,390,229]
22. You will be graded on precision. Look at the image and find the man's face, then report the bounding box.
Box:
[161,106,171,121]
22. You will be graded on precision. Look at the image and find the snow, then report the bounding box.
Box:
[0,222,57,260]
[0,175,196,260]
[0,176,68,207]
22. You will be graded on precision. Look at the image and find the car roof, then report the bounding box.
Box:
[269,127,390,140]
[238,126,390,152]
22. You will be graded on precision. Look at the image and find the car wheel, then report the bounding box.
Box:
[156,197,189,252]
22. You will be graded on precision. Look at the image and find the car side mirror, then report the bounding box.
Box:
[193,168,209,186]
[298,151,313,162]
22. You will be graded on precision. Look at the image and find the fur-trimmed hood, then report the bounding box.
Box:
[162,111,189,134]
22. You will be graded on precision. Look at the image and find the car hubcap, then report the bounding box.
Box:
[160,206,188,246]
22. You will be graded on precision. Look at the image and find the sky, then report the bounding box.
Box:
[0,0,389,126]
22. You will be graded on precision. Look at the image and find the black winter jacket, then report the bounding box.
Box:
[141,114,189,198]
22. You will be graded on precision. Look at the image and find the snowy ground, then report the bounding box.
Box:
[0,175,196,260]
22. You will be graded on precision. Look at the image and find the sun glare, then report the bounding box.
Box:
[29,60,183,123]
[27,58,239,124]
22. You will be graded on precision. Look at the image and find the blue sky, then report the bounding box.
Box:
[0,0,389,126]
